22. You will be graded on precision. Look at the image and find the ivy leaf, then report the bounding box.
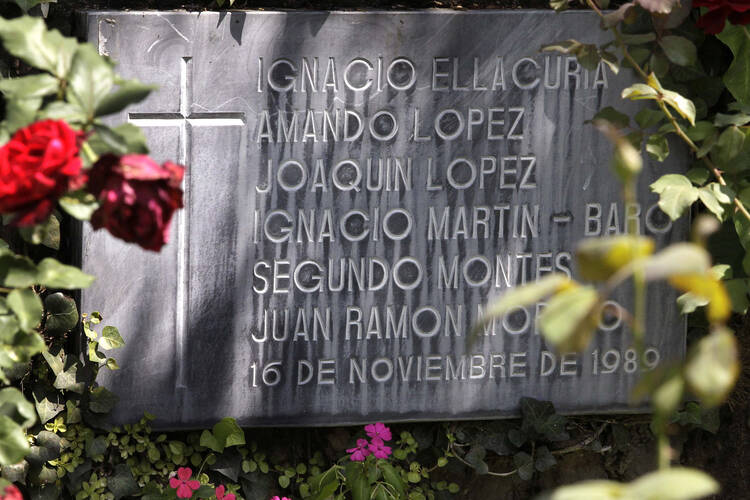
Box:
[644,243,712,281]
[94,79,157,117]
[85,435,107,460]
[464,445,488,475]
[36,258,95,289]
[88,386,118,414]
[44,292,79,334]
[718,24,750,106]
[99,326,124,350]
[513,451,534,480]
[7,288,42,332]
[0,415,30,465]
[658,36,697,67]
[0,16,77,78]
[590,106,630,129]
[669,274,731,323]
[650,174,700,220]
[0,387,36,429]
[32,385,63,424]
[66,44,115,122]
[213,417,245,449]
[534,446,557,472]
[54,363,86,394]
[107,464,139,500]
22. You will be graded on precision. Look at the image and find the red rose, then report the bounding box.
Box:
[0,120,85,226]
[0,484,23,500]
[694,0,750,34]
[88,154,184,251]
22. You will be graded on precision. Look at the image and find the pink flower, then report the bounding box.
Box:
[347,438,372,462]
[368,437,392,459]
[270,497,292,500]
[169,467,200,498]
[364,422,392,441]
[216,485,236,500]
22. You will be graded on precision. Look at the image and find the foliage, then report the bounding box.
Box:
[480,0,750,497]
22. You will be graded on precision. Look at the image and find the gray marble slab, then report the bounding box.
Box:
[78,10,688,428]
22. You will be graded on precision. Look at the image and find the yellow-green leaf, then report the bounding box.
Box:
[576,236,654,282]
[684,328,739,407]
[539,285,600,353]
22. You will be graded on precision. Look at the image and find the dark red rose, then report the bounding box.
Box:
[0,484,23,500]
[0,120,85,226]
[694,0,750,34]
[88,154,184,251]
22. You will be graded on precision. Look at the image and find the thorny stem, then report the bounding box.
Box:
[586,0,750,225]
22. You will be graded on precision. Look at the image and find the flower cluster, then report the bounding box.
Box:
[270,497,292,500]
[346,422,393,462]
[0,120,184,251]
[694,0,750,34]
[168,467,238,500]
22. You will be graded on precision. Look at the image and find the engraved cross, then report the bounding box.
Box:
[128,56,245,395]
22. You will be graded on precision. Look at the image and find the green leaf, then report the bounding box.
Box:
[18,214,60,250]
[95,79,157,117]
[627,467,719,499]
[54,363,85,394]
[0,253,39,288]
[99,326,124,350]
[0,387,36,429]
[591,107,629,129]
[0,414,30,465]
[686,121,716,141]
[725,279,749,314]
[539,285,600,353]
[39,101,87,125]
[36,258,95,289]
[534,446,557,472]
[622,83,659,101]
[212,417,245,449]
[714,113,750,127]
[66,44,115,121]
[350,473,369,500]
[32,386,63,424]
[108,464,139,500]
[653,374,685,416]
[658,36,697,67]
[576,236,654,282]
[59,190,99,221]
[712,125,746,166]
[684,328,739,408]
[620,33,657,45]
[643,243,712,281]
[88,123,149,156]
[0,16,77,78]
[44,292,79,334]
[8,288,42,332]
[635,107,665,129]
[538,480,625,499]
[88,386,118,414]
[718,24,750,106]
[650,174,699,220]
[381,463,406,496]
[3,97,42,133]
[464,445,489,474]
[513,451,534,480]
[0,74,59,100]
[646,133,669,162]
[475,274,573,334]
[85,435,107,460]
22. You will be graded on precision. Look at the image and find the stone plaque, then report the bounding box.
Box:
[78,10,687,428]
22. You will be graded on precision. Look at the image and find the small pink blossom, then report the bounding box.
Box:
[368,437,392,459]
[216,485,236,500]
[347,438,372,461]
[364,422,392,441]
[169,467,200,498]
[270,497,292,500]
